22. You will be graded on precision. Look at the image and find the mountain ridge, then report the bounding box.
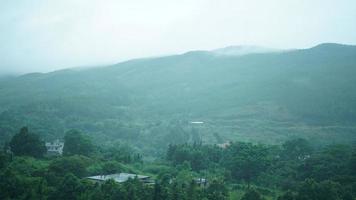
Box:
[6,43,354,78]
[0,43,355,153]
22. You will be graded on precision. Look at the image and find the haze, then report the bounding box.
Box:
[0,0,355,74]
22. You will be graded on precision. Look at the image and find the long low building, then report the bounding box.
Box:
[86,173,153,184]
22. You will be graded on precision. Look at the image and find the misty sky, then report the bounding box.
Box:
[0,0,356,74]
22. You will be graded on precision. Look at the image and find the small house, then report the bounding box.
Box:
[45,140,64,156]
[194,178,208,187]
[217,141,231,149]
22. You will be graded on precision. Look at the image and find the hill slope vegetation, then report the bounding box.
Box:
[0,43,355,155]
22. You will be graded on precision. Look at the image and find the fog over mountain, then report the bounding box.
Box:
[1,0,356,74]
[212,45,283,56]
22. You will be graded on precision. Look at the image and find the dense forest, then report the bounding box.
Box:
[0,127,355,200]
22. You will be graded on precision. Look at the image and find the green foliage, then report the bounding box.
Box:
[99,179,122,200]
[48,155,90,178]
[224,142,271,186]
[8,156,48,177]
[9,127,46,158]
[294,179,351,200]
[102,161,123,174]
[166,143,222,171]
[205,179,229,200]
[241,189,264,200]
[278,191,296,200]
[0,135,355,199]
[299,144,353,181]
[100,143,142,164]
[0,168,50,200]
[0,169,27,199]
[141,163,172,175]
[153,182,169,200]
[0,151,10,169]
[63,129,94,156]
[281,138,312,161]
[49,173,83,200]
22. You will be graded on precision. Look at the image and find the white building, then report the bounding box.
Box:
[45,140,64,156]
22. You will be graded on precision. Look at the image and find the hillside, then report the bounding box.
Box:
[0,43,356,156]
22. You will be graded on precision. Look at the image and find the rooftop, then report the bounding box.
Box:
[86,173,150,183]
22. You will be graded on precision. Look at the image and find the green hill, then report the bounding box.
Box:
[1,43,355,156]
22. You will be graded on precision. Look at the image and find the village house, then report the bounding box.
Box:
[217,141,231,149]
[45,140,64,156]
[194,177,208,187]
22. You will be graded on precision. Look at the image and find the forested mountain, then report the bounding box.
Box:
[1,43,355,155]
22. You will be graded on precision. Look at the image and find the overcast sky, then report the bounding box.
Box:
[0,0,355,74]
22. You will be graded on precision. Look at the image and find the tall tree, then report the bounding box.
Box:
[224,142,270,188]
[9,127,46,158]
[48,155,89,178]
[63,129,94,156]
[49,173,82,200]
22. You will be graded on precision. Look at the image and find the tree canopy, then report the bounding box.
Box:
[9,127,46,158]
[63,129,94,156]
